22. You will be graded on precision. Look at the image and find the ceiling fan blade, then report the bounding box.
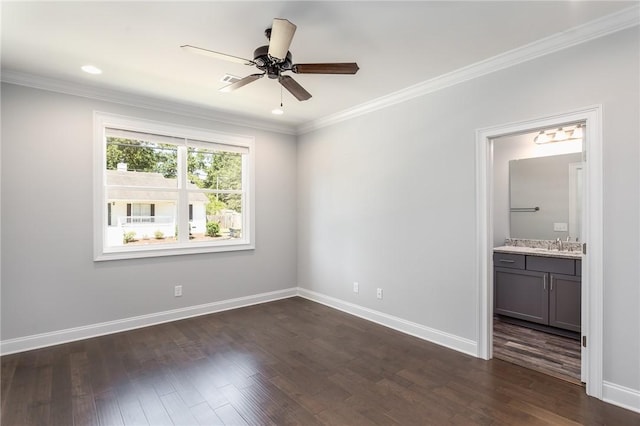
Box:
[268,18,296,62]
[292,63,360,74]
[219,73,264,93]
[279,75,311,101]
[181,45,254,65]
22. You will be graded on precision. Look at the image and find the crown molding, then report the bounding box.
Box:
[297,4,640,135]
[0,70,297,136]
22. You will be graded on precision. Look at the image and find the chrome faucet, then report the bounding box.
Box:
[556,237,564,251]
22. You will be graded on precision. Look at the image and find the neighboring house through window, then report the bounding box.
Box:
[94,112,255,260]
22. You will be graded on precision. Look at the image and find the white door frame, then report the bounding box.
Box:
[475,105,603,399]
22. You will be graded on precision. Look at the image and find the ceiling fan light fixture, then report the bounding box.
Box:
[268,18,297,61]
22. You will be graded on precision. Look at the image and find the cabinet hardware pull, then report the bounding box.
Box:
[499,259,515,263]
[543,275,547,290]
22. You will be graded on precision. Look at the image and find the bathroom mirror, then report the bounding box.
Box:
[509,153,583,241]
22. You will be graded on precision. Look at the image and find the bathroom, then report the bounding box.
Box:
[492,124,584,384]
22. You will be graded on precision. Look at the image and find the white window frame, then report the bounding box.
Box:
[93,112,255,261]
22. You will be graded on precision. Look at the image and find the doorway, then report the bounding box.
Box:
[475,106,604,399]
[491,127,584,384]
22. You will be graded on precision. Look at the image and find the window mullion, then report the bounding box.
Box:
[177,144,189,243]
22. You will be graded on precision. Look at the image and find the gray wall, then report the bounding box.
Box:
[297,27,639,392]
[1,84,298,339]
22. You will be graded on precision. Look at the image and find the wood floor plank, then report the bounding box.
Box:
[159,391,199,425]
[218,383,276,425]
[163,364,207,407]
[130,378,173,426]
[2,351,39,425]
[95,389,124,426]
[2,297,639,426]
[48,347,74,426]
[115,383,149,426]
[189,401,223,425]
[214,403,249,426]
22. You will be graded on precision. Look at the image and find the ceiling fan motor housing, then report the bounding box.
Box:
[253,45,292,78]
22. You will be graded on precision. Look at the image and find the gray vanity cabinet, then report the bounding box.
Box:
[493,252,581,333]
[494,267,548,324]
[549,274,581,332]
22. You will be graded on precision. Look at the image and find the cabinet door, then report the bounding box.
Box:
[549,273,581,332]
[494,267,548,325]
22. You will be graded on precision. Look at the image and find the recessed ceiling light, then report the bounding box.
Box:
[271,108,284,115]
[81,65,102,75]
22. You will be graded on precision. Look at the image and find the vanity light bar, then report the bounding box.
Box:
[534,124,583,144]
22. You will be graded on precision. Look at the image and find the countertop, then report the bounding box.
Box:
[493,245,582,260]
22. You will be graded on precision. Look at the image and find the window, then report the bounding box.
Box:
[94,112,255,260]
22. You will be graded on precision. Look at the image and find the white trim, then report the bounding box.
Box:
[298,5,639,134]
[0,287,297,356]
[0,70,296,136]
[297,288,477,357]
[603,382,640,414]
[475,106,603,399]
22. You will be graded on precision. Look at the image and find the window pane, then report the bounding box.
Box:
[212,193,243,239]
[106,189,177,247]
[188,147,242,191]
[106,138,178,187]
[189,192,243,241]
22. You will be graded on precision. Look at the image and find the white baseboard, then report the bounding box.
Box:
[296,287,477,357]
[0,287,297,355]
[603,381,640,414]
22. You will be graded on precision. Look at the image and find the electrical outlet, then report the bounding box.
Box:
[376,288,383,299]
[353,282,359,293]
[174,285,183,297]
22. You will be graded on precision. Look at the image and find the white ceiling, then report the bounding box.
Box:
[1,1,635,129]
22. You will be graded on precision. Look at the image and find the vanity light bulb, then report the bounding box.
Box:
[554,128,568,141]
[571,125,583,139]
[534,131,550,144]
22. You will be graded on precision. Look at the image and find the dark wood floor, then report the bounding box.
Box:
[493,317,582,385]
[2,297,639,425]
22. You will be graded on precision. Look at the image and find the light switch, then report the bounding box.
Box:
[553,222,568,232]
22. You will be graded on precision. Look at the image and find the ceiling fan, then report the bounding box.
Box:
[181,18,359,101]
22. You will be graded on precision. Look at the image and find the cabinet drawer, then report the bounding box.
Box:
[493,253,525,269]
[526,256,575,275]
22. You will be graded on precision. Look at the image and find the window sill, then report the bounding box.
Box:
[94,240,255,261]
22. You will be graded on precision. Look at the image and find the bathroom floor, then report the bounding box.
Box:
[493,317,582,385]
